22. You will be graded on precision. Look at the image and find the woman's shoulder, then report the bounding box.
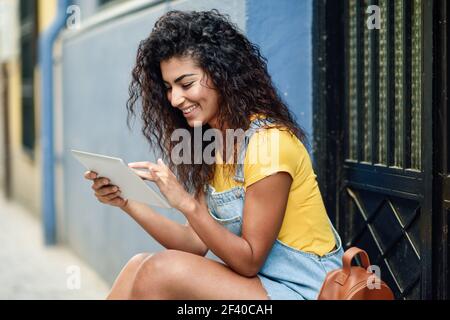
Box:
[250,124,307,154]
[246,114,309,157]
[245,125,309,177]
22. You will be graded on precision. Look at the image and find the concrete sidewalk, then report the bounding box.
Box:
[0,194,110,300]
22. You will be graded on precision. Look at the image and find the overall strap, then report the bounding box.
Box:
[233,117,276,183]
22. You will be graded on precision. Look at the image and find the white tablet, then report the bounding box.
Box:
[71,149,171,209]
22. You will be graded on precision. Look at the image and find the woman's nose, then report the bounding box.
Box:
[170,88,185,107]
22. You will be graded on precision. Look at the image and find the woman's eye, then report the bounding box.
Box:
[182,82,194,88]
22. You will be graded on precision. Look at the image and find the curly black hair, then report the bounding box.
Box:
[127,9,308,198]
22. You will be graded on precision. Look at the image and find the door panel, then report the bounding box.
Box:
[314,0,435,299]
[313,0,443,299]
[341,0,432,299]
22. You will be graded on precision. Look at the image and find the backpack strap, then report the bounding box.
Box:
[335,247,371,285]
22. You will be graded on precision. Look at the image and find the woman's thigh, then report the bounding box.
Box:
[132,249,269,300]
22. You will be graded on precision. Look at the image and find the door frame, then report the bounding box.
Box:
[312,0,346,228]
[432,0,448,300]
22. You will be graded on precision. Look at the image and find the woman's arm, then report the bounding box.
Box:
[184,172,292,277]
[122,200,209,256]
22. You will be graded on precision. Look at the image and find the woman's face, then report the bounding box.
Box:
[161,56,221,128]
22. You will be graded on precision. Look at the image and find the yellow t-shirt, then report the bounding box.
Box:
[210,115,336,256]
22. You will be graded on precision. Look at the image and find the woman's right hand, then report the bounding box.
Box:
[84,171,128,209]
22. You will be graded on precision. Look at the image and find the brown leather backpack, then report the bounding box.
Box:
[317,247,394,300]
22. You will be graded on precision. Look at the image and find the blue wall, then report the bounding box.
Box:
[246,0,312,146]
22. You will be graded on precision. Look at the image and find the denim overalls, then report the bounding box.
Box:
[204,118,344,300]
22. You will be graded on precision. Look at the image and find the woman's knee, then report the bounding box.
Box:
[130,252,152,264]
[136,250,187,282]
[126,252,153,271]
[131,250,188,298]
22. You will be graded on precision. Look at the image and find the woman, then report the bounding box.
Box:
[84,9,343,300]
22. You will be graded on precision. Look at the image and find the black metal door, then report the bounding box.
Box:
[313,0,446,300]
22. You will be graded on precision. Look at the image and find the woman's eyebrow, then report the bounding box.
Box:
[164,73,197,85]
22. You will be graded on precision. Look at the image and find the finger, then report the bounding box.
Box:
[96,193,116,203]
[92,177,110,190]
[92,180,106,191]
[96,185,119,196]
[152,171,162,181]
[95,194,106,204]
[130,168,154,181]
[157,158,165,166]
[104,190,121,201]
[157,159,173,176]
[84,171,97,180]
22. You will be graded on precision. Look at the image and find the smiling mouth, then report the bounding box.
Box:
[182,104,199,115]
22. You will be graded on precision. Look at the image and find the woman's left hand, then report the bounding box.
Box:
[128,159,195,213]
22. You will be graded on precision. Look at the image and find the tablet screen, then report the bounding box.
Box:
[71,150,171,209]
